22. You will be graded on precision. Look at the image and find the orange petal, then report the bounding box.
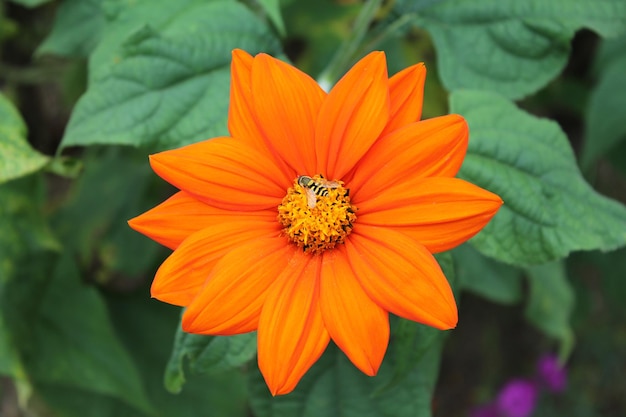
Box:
[149,137,289,211]
[356,177,503,253]
[382,62,426,136]
[228,49,262,149]
[128,191,277,250]
[349,115,468,201]
[229,50,295,180]
[250,53,326,175]
[315,51,390,180]
[258,252,330,395]
[151,220,281,306]
[319,250,389,376]
[182,238,294,335]
[345,225,458,330]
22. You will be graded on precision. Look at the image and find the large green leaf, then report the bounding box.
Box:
[0,93,48,184]
[451,90,626,265]
[60,0,281,151]
[39,290,248,417]
[397,0,626,99]
[249,337,444,417]
[36,0,106,57]
[581,37,626,169]
[0,177,56,382]
[165,329,257,394]
[110,291,248,417]
[453,244,523,305]
[51,148,162,279]
[524,261,574,357]
[23,255,154,415]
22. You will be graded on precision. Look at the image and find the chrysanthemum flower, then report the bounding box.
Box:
[129,49,502,395]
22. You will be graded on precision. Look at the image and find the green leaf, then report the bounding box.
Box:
[36,0,107,58]
[0,175,60,277]
[581,40,626,168]
[22,255,154,415]
[258,0,286,36]
[109,291,248,417]
[0,93,49,184]
[60,0,281,150]
[453,244,523,305]
[38,290,248,417]
[451,90,626,265]
[0,176,57,398]
[398,0,626,99]
[0,315,24,379]
[249,337,445,417]
[165,326,257,394]
[524,261,575,357]
[51,148,162,279]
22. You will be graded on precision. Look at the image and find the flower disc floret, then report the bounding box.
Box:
[278,175,356,255]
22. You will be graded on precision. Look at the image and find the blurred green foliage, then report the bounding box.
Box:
[1,0,626,416]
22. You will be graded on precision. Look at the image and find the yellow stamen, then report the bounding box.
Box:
[278,175,357,255]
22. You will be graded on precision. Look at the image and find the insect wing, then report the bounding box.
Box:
[305,188,317,208]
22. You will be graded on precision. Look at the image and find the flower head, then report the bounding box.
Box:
[496,379,538,417]
[129,50,502,395]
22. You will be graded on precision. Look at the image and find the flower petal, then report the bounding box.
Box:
[149,137,289,211]
[182,238,293,335]
[356,177,503,253]
[315,51,390,179]
[228,49,263,149]
[151,220,280,306]
[320,250,389,376]
[382,62,427,136]
[229,50,295,180]
[350,115,468,201]
[345,225,458,330]
[251,53,326,175]
[258,252,330,395]
[128,191,277,250]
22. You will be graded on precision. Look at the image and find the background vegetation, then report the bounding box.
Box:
[1,0,626,416]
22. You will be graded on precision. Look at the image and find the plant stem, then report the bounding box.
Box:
[316,0,384,90]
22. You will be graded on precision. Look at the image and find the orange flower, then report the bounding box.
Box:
[129,50,502,395]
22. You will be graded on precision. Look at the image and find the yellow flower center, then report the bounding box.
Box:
[278,175,357,255]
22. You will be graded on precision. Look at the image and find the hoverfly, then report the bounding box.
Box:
[297,175,341,209]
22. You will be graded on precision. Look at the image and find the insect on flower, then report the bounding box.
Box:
[297,175,342,208]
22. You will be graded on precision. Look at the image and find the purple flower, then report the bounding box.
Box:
[536,354,567,393]
[496,379,538,417]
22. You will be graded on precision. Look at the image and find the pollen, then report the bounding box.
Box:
[278,175,357,255]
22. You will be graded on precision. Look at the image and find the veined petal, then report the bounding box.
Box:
[350,115,468,201]
[251,53,326,175]
[382,62,427,136]
[356,177,503,253]
[151,220,280,307]
[258,252,330,396]
[149,137,289,211]
[182,238,294,335]
[315,51,390,180]
[345,225,458,330]
[228,49,262,149]
[229,50,295,180]
[128,191,277,250]
[320,250,389,376]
